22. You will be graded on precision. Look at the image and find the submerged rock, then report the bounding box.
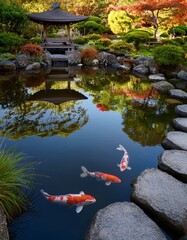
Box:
[162,131,187,150]
[85,202,167,240]
[158,150,187,182]
[131,168,187,235]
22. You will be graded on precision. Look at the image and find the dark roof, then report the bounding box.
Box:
[28,89,88,105]
[27,8,89,25]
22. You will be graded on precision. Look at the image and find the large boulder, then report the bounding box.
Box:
[158,150,187,182]
[133,64,149,75]
[85,202,167,240]
[0,207,9,240]
[132,168,187,235]
[66,50,81,65]
[0,61,16,71]
[15,54,30,68]
[134,56,158,74]
[162,131,187,150]
[177,70,187,81]
[98,52,118,66]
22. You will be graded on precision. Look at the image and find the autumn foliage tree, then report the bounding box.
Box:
[109,0,187,39]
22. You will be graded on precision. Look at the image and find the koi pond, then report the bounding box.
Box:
[0,66,184,240]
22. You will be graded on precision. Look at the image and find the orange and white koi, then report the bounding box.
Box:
[40,189,96,213]
[80,166,121,186]
[116,144,131,172]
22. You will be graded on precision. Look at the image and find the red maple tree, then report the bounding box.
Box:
[109,0,187,39]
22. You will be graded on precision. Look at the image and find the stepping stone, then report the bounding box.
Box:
[173,118,187,132]
[131,169,187,235]
[158,150,187,183]
[153,81,174,93]
[162,131,187,150]
[85,202,167,240]
[169,89,187,99]
[175,104,187,117]
[149,74,166,81]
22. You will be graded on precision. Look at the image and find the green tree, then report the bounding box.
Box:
[108,10,133,34]
[0,0,29,34]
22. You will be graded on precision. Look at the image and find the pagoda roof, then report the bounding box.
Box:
[27,4,88,25]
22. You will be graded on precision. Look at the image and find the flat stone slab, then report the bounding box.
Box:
[175,104,187,117]
[162,131,187,150]
[131,169,187,235]
[158,150,187,182]
[169,89,187,99]
[173,118,187,132]
[153,81,174,93]
[50,54,68,61]
[148,74,166,81]
[85,202,167,240]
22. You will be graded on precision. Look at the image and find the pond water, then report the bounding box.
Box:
[0,66,183,240]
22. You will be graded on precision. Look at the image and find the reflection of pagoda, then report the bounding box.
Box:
[28,68,87,105]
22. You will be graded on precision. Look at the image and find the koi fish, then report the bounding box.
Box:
[80,166,121,186]
[40,189,96,213]
[116,144,131,172]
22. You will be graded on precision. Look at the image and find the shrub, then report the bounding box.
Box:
[95,38,112,47]
[168,27,186,37]
[122,30,151,48]
[0,53,16,62]
[160,32,169,38]
[21,43,44,57]
[88,16,102,24]
[153,45,185,66]
[73,34,101,45]
[0,147,35,221]
[0,32,23,53]
[109,40,135,56]
[30,35,42,44]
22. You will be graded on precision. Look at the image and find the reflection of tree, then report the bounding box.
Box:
[0,76,30,109]
[0,101,88,139]
[122,102,175,146]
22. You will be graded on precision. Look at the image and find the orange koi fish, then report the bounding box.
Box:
[80,166,121,186]
[116,144,131,172]
[40,189,96,213]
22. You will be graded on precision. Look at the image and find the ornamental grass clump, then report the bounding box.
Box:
[0,147,35,222]
[80,46,98,65]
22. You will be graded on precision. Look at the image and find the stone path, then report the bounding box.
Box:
[158,150,187,183]
[86,96,187,238]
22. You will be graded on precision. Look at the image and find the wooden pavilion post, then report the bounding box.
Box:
[66,24,71,43]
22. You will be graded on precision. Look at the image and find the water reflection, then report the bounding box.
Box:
[0,66,177,144]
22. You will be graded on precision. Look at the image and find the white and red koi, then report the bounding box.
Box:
[116,144,131,172]
[40,189,96,213]
[80,166,121,186]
